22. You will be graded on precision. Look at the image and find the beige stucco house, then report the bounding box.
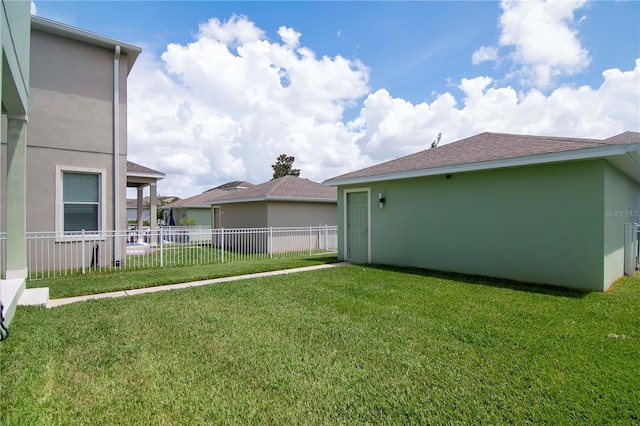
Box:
[163,181,254,227]
[207,175,337,229]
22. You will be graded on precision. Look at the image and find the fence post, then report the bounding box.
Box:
[160,227,164,268]
[325,225,328,252]
[269,227,273,259]
[309,226,312,256]
[221,228,225,263]
[81,229,86,274]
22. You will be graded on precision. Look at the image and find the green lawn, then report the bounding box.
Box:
[3,265,639,424]
[29,255,339,299]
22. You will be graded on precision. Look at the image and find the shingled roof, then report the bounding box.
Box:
[166,181,254,208]
[126,161,165,178]
[324,131,640,185]
[209,175,337,205]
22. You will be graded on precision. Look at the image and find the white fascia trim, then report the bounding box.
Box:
[207,196,336,205]
[325,143,640,186]
[126,172,166,180]
[31,16,142,72]
[624,145,640,168]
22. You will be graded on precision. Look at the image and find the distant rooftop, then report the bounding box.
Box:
[209,175,337,205]
[167,181,254,208]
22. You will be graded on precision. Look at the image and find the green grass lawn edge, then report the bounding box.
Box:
[29,255,339,299]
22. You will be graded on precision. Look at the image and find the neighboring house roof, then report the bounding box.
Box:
[204,181,253,192]
[127,161,166,180]
[31,16,141,73]
[324,131,640,186]
[165,181,255,209]
[208,175,337,205]
[126,195,180,209]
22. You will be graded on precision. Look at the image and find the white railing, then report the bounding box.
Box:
[624,223,640,276]
[0,226,337,280]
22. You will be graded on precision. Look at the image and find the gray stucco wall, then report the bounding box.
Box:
[216,202,268,228]
[338,160,613,291]
[21,28,131,233]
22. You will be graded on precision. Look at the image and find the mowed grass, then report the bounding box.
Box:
[28,255,339,299]
[3,265,639,424]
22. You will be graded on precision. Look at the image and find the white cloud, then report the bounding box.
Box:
[277,26,301,49]
[472,46,499,65]
[128,16,369,197]
[353,60,640,161]
[127,15,639,199]
[498,0,590,88]
[31,1,37,15]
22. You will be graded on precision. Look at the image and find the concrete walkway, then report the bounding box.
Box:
[47,262,350,308]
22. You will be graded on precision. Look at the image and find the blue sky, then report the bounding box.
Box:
[33,1,640,197]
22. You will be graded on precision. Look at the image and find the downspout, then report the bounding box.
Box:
[113,45,121,265]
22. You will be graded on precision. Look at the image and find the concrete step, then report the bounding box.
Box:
[19,287,49,307]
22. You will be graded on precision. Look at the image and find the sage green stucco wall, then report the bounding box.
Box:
[1,0,30,113]
[338,160,610,291]
[174,207,212,227]
[603,162,640,288]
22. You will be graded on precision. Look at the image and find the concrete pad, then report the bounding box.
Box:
[19,287,49,306]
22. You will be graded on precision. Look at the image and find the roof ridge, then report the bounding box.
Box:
[265,175,294,196]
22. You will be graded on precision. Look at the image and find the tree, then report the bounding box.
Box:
[271,154,300,180]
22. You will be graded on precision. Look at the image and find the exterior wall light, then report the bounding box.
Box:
[378,192,386,208]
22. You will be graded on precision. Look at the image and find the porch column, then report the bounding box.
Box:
[149,182,157,245]
[5,115,28,279]
[136,186,144,242]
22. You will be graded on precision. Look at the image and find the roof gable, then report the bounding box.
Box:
[31,16,141,74]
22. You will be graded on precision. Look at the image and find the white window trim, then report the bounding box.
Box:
[55,165,107,241]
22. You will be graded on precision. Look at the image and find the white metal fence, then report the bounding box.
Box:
[0,226,337,281]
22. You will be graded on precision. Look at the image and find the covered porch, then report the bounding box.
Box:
[126,161,165,244]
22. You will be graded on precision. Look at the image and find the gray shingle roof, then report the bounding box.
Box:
[127,161,165,177]
[325,131,640,184]
[211,175,337,204]
[166,181,254,208]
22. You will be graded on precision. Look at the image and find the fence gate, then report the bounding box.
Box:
[624,223,640,276]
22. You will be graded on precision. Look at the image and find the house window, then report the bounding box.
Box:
[63,172,100,232]
[56,166,107,235]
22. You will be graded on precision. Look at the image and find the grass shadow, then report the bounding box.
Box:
[361,263,590,299]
